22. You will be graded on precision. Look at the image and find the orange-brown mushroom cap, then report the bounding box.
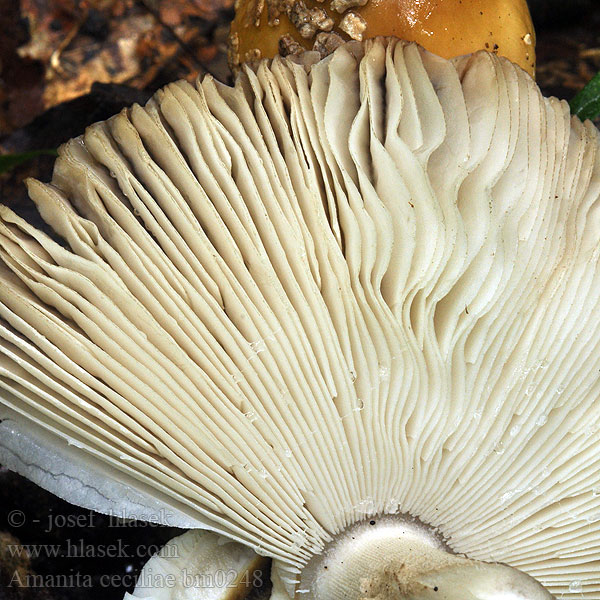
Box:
[230,0,536,77]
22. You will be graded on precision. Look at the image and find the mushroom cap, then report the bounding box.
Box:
[229,0,536,76]
[0,38,599,597]
[123,529,265,600]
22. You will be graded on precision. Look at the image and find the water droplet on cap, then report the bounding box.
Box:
[244,410,257,422]
[569,580,582,593]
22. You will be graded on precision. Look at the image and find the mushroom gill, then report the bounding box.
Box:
[0,38,599,598]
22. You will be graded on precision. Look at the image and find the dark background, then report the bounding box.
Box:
[1,0,600,598]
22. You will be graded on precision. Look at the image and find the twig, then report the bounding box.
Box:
[135,0,211,77]
[49,14,86,75]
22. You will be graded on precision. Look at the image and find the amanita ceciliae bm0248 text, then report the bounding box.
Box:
[0,37,599,599]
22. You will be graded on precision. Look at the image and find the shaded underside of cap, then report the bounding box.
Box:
[0,38,599,597]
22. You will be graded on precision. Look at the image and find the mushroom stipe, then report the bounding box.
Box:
[0,38,599,599]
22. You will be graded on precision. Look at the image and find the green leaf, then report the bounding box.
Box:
[0,149,58,175]
[570,72,600,122]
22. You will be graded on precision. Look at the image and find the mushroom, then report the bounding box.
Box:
[229,0,536,76]
[122,529,267,600]
[0,37,599,599]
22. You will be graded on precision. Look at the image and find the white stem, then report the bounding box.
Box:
[295,517,554,600]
